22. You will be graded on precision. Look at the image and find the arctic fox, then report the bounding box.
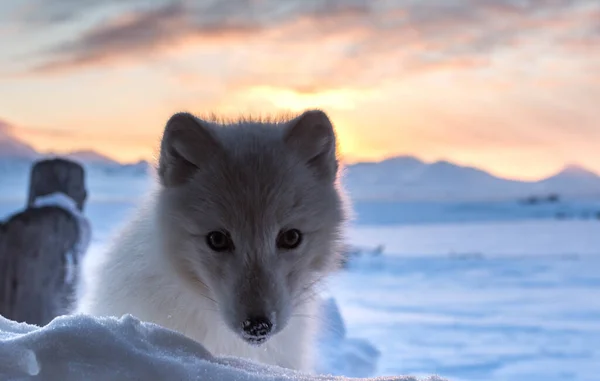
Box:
[75,110,347,371]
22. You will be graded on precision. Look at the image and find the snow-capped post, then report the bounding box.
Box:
[27,158,87,211]
[0,158,91,326]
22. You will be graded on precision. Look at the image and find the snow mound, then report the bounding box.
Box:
[317,298,382,377]
[0,314,445,381]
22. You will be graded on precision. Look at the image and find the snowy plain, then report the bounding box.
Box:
[1,313,445,381]
[1,171,600,381]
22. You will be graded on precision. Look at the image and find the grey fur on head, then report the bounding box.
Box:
[155,109,348,343]
[158,110,339,187]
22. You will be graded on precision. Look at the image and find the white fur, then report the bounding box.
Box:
[75,192,317,372]
[76,110,347,372]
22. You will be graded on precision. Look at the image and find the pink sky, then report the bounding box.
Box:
[0,0,599,180]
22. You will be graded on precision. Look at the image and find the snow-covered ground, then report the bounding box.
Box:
[346,220,600,257]
[1,174,599,381]
[0,313,443,381]
[327,247,600,381]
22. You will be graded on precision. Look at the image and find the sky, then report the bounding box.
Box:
[0,0,598,180]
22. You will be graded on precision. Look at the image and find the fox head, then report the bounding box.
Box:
[156,110,347,345]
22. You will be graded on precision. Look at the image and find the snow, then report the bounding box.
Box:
[346,219,600,257]
[316,298,382,377]
[71,196,600,380]
[350,198,600,225]
[1,170,600,381]
[326,249,600,381]
[0,313,444,381]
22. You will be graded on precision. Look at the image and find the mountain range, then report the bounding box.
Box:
[0,120,150,175]
[342,156,600,201]
[1,122,599,201]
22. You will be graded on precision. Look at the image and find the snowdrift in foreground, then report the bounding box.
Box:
[317,298,381,377]
[0,314,445,381]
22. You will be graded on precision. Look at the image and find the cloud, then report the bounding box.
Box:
[14,0,600,95]
[27,1,598,66]
[33,2,193,72]
[15,0,142,25]
[15,124,151,141]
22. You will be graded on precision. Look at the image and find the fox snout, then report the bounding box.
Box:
[240,316,274,345]
[220,264,290,346]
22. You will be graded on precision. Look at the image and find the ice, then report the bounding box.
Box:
[0,313,444,381]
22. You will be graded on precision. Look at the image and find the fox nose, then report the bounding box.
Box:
[242,316,273,337]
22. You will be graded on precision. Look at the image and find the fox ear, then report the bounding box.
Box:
[284,110,339,182]
[158,112,221,187]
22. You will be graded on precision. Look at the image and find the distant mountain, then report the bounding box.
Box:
[343,157,600,201]
[63,150,121,166]
[539,164,600,188]
[0,120,150,175]
[2,120,599,201]
[0,120,40,160]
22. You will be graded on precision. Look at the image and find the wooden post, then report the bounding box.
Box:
[27,158,87,211]
[0,158,88,326]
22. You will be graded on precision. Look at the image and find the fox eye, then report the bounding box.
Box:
[206,231,234,252]
[277,229,302,250]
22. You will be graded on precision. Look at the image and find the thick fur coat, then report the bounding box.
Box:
[75,110,348,371]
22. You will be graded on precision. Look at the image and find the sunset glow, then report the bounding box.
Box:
[0,0,599,180]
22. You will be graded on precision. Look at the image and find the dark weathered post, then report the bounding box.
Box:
[27,158,87,211]
[0,158,89,326]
